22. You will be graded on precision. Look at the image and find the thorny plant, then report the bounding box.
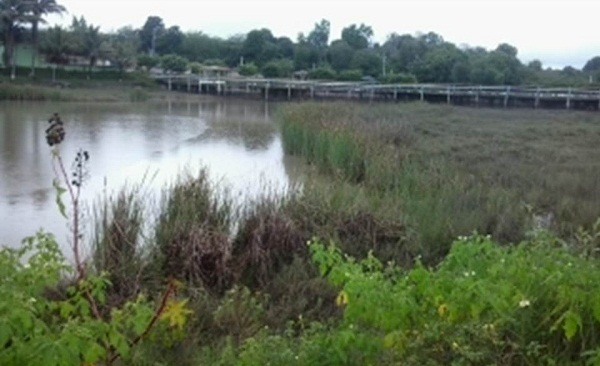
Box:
[44,113,189,365]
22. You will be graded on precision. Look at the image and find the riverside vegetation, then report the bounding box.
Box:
[2,102,600,364]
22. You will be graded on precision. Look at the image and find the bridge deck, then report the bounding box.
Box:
[151,75,600,110]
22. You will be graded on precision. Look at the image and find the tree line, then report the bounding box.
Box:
[3,3,600,86]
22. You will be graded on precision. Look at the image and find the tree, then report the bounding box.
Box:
[139,16,164,55]
[527,59,543,71]
[104,27,139,75]
[307,19,329,63]
[413,43,465,83]
[70,16,101,71]
[328,40,354,71]
[28,0,66,77]
[261,59,293,78]
[0,0,29,78]
[382,33,427,73]
[583,56,600,72]
[39,25,69,64]
[161,54,188,73]
[242,28,277,66]
[350,49,381,77]
[341,23,373,50]
[307,19,330,51]
[155,25,183,55]
[293,42,318,70]
[137,54,159,70]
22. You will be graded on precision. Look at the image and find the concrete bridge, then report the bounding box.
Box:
[152,75,600,111]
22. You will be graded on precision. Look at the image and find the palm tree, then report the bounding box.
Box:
[0,0,28,79]
[28,0,65,77]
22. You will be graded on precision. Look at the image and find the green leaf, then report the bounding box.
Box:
[52,179,68,219]
[82,342,106,363]
[564,311,582,341]
[0,321,11,348]
[593,294,600,323]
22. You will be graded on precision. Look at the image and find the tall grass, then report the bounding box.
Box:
[0,83,63,101]
[92,187,145,303]
[278,102,600,262]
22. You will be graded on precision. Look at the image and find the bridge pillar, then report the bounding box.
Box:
[504,86,511,108]
[535,87,540,109]
[446,87,451,104]
[393,88,398,101]
[198,80,202,94]
[475,86,480,107]
[420,87,424,102]
[265,82,270,101]
[310,85,315,99]
[566,87,572,110]
[287,84,292,100]
[168,78,172,91]
[187,77,191,93]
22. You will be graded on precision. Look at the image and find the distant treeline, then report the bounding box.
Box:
[3,7,600,86]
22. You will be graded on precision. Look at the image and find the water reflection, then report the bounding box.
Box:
[0,97,293,251]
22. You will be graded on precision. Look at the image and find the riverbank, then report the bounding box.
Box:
[3,101,600,364]
[0,70,163,102]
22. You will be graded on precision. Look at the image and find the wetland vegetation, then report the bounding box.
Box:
[4,100,600,364]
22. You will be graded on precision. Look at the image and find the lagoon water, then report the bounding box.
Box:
[0,96,295,253]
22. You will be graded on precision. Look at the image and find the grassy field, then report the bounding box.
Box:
[4,101,600,365]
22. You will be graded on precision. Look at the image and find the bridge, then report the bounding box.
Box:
[152,75,600,111]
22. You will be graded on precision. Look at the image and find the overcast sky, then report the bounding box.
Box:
[46,0,599,69]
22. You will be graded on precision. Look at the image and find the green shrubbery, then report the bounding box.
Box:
[0,232,190,365]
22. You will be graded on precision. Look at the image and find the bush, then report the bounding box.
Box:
[379,72,417,84]
[261,60,293,78]
[0,232,188,365]
[307,66,336,80]
[239,63,259,76]
[307,233,600,364]
[336,69,363,81]
[160,54,189,73]
[137,55,160,70]
[189,62,203,75]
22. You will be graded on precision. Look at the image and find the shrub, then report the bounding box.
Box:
[307,66,336,80]
[239,63,259,76]
[137,55,160,70]
[308,233,600,364]
[379,72,417,84]
[261,60,293,78]
[336,69,363,82]
[161,54,189,73]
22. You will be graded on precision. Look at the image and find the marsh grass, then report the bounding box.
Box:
[92,186,145,303]
[153,170,234,292]
[0,83,63,101]
[279,102,600,262]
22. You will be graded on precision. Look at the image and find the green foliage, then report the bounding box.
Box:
[305,234,600,364]
[307,66,336,80]
[160,54,188,73]
[0,83,63,101]
[137,54,160,70]
[261,59,293,78]
[336,69,363,81]
[189,61,203,75]
[378,72,416,84]
[238,62,259,76]
[341,23,373,50]
[0,231,182,365]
